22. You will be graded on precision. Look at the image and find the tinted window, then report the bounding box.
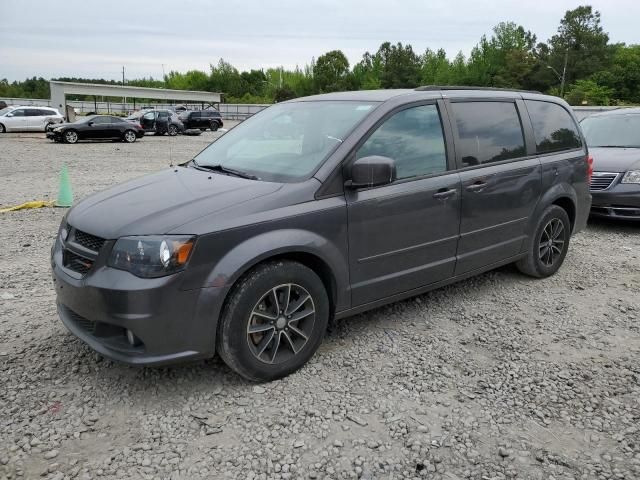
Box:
[526,100,582,153]
[452,102,525,166]
[10,109,26,117]
[26,109,42,116]
[157,112,169,119]
[110,116,125,123]
[357,104,447,180]
[91,117,109,124]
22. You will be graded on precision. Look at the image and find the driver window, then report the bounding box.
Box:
[11,109,25,117]
[356,104,447,180]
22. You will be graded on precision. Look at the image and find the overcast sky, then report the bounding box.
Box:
[1,0,638,82]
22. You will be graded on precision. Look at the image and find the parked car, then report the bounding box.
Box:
[179,109,223,131]
[580,108,640,220]
[127,109,184,136]
[52,87,591,381]
[47,115,144,143]
[0,106,64,132]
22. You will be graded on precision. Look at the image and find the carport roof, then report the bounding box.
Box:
[49,81,221,103]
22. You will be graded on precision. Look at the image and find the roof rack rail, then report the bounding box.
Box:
[415,85,541,94]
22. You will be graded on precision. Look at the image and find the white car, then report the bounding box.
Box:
[0,106,64,133]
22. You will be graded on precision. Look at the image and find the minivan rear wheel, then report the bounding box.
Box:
[217,260,329,382]
[516,205,571,278]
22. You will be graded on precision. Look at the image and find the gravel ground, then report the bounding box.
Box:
[0,131,639,480]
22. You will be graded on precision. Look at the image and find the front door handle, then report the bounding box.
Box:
[433,188,457,200]
[465,181,488,192]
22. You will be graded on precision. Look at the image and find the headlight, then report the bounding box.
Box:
[621,170,640,184]
[107,236,195,278]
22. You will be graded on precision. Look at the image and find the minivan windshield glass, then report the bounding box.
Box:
[192,101,377,182]
[581,114,640,148]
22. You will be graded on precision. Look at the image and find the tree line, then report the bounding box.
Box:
[1,5,639,106]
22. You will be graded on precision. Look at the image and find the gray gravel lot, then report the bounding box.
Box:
[0,130,639,480]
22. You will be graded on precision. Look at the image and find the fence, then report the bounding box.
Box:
[0,97,269,120]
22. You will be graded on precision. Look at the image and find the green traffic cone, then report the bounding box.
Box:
[56,165,74,207]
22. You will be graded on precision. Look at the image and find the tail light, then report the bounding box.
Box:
[586,155,594,183]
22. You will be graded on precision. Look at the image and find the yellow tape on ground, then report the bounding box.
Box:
[0,200,55,213]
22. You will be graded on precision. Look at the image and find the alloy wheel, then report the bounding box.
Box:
[124,131,136,143]
[246,283,315,365]
[538,218,566,266]
[65,131,78,143]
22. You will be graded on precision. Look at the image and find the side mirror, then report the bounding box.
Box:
[6,113,13,117]
[346,155,397,189]
[88,121,94,126]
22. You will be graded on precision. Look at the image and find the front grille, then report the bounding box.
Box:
[590,172,618,191]
[66,307,97,334]
[63,250,94,275]
[73,229,106,252]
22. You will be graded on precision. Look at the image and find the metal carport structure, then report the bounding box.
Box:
[49,81,222,119]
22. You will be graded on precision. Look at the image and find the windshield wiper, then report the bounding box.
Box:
[191,160,259,180]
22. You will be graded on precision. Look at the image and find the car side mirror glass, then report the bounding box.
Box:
[6,113,13,117]
[346,155,397,189]
[88,121,94,126]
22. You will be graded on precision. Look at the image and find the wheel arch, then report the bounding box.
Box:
[192,228,349,319]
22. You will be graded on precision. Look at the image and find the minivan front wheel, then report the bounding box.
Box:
[517,205,571,278]
[217,260,329,381]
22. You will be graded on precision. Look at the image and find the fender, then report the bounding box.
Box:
[524,182,577,250]
[189,228,350,312]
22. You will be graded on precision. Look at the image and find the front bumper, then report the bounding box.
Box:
[51,235,225,366]
[46,131,63,141]
[590,183,640,220]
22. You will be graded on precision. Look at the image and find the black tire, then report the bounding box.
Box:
[209,121,219,132]
[123,130,137,143]
[217,260,329,382]
[64,130,79,144]
[0,123,6,133]
[168,124,178,136]
[44,122,52,132]
[516,205,571,278]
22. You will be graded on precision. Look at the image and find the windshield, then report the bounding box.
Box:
[192,101,377,182]
[0,107,14,116]
[581,114,640,148]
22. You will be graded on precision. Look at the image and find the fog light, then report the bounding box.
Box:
[126,329,141,346]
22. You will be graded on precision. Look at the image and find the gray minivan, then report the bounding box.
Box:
[52,87,591,381]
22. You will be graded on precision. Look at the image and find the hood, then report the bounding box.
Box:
[66,167,283,238]
[589,147,640,173]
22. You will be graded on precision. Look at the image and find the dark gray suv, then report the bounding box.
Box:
[51,87,591,381]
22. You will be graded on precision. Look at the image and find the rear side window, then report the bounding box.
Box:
[451,102,526,166]
[356,104,447,180]
[26,109,41,116]
[525,100,582,153]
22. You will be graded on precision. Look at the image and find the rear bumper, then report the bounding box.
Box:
[590,184,640,220]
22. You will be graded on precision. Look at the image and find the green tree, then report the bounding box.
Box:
[548,6,611,87]
[314,50,350,92]
[376,42,421,88]
[564,79,613,105]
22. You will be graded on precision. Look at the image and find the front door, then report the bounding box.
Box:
[4,108,27,131]
[448,100,542,274]
[140,111,156,132]
[346,103,461,307]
